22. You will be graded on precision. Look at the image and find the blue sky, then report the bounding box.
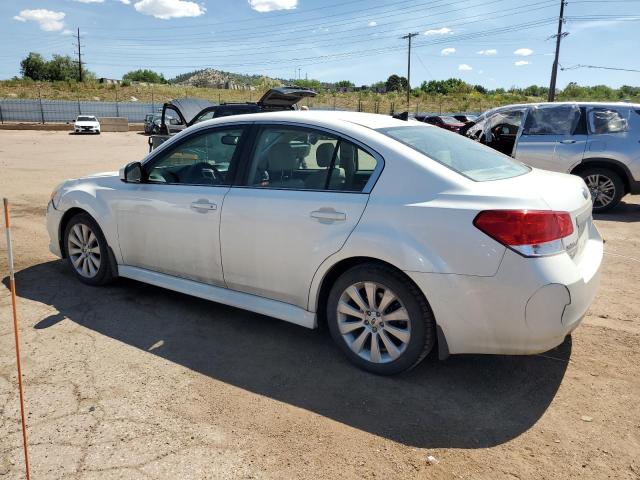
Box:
[1,0,639,87]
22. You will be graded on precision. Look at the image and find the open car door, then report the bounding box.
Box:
[257,87,316,110]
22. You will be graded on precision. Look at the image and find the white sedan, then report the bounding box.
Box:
[74,115,101,134]
[47,111,603,374]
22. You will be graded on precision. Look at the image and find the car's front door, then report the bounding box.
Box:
[220,124,381,308]
[115,125,247,286]
[515,104,588,172]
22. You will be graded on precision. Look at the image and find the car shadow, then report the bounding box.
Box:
[6,261,571,449]
[594,200,640,223]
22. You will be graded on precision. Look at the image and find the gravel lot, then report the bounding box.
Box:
[1,130,639,480]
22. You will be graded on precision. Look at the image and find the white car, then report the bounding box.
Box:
[47,111,603,374]
[74,115,101,134]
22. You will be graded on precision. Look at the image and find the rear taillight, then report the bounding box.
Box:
[474,210,574,257]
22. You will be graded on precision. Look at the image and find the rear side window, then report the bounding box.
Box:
[379,125,530,182]
[588,108,628,134]
[523,105,582,135]
[245,126,379,192]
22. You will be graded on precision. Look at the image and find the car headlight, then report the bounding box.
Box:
[49,183,65,209]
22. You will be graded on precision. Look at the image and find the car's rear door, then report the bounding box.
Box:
[114,125,248,286]
[515,104,588,172]
[219,123,382,308]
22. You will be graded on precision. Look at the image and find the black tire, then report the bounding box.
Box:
[327,264,435,375]
[578,167,624,213]
[63,213,114,286]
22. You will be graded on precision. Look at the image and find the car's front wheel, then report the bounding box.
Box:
[327,264,435,375]
[64,213,114,285]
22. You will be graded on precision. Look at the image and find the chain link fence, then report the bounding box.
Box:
[0,99,160,124]
[0,96,491,124]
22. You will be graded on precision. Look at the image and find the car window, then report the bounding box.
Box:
[245,126,378,192]
[192,109,217,124]
[378,124,530,182]
[588,108,628,134]
[77,116,96,122]
[523,105,582,135]
[146,127,245,186]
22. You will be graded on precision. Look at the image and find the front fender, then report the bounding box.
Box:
[56,185,121,263]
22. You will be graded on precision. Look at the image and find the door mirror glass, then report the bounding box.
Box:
[121,161,142,183]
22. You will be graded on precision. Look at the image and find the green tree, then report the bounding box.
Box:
[335,80,355,89]
[122,69,167,84]
[385,74,408,92]
[20,53,48,81]
[46,55,78,82]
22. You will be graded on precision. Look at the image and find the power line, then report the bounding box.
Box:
[561,64,640,72]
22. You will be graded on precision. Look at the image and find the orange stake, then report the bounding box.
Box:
[3,198,31,480]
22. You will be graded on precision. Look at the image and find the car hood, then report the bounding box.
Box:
[75,121,99,127]
[257,86,316,108]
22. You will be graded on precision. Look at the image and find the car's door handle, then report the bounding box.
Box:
[190,200,217,211]
[560,139,577,144]
[310,209,346,222]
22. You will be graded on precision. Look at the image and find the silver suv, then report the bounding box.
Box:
[465,102,640,212]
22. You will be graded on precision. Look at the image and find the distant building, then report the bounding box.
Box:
[98,78,121,85]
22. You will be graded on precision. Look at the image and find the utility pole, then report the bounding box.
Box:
[401,32,419,111]
[74,28,83,82]
[548,0,568,102]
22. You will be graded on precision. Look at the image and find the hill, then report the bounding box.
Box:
[170,68,282,89]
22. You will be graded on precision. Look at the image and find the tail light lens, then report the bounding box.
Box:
[474,210,574,257]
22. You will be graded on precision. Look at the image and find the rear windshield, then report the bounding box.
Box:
[378,125,530,181]
[77,116,96,122]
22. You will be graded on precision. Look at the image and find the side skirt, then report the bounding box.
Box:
[118,265,317,329]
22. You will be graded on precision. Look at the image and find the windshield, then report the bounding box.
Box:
[77,116,96,122]
[378,125,530,182]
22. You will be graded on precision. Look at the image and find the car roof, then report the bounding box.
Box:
[488,101,640,110]
[191,110,418,131]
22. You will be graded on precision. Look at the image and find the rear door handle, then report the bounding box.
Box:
[560,139,576,144]
[310,209,346,222]
[191,200,217,212]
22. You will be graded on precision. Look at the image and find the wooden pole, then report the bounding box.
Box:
[3,198,31,480]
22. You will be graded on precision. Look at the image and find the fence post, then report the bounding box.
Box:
[38,87,45,124]
[77,90,81,115]
[0,103,3,124]
[115,87,120,117]
[151,86,155,112]
[390,102,395,116]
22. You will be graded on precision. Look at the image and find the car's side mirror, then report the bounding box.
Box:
[120,161,142,183]
[221,135,239,145]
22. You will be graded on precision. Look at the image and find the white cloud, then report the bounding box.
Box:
[441,47,456,56]
[368,21,377,27]
[248,0,297,12]
[477,49,497,56]
[62,29,74,35]
[119,0,131,4]
[134,0,205,19]
[72,0,105,3]
[458,64,472,71]
[424,27,451,36]
[13,9,66,31]
[514,48,533,56]
[515,60,531,66]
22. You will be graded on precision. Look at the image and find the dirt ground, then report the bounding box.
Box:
[0,130,639,480]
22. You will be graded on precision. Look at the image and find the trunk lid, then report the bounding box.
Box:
[257,87,316,109]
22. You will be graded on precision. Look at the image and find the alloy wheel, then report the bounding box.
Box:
[585,173,616,209]
[336,282,411,364]
[67,223,101,278]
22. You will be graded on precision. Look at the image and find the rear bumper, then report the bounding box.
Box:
[406,222,603,355]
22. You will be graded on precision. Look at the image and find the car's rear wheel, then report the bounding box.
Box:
[579,167,624,213]
[64,213,113,286]
[327,264,435,375]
